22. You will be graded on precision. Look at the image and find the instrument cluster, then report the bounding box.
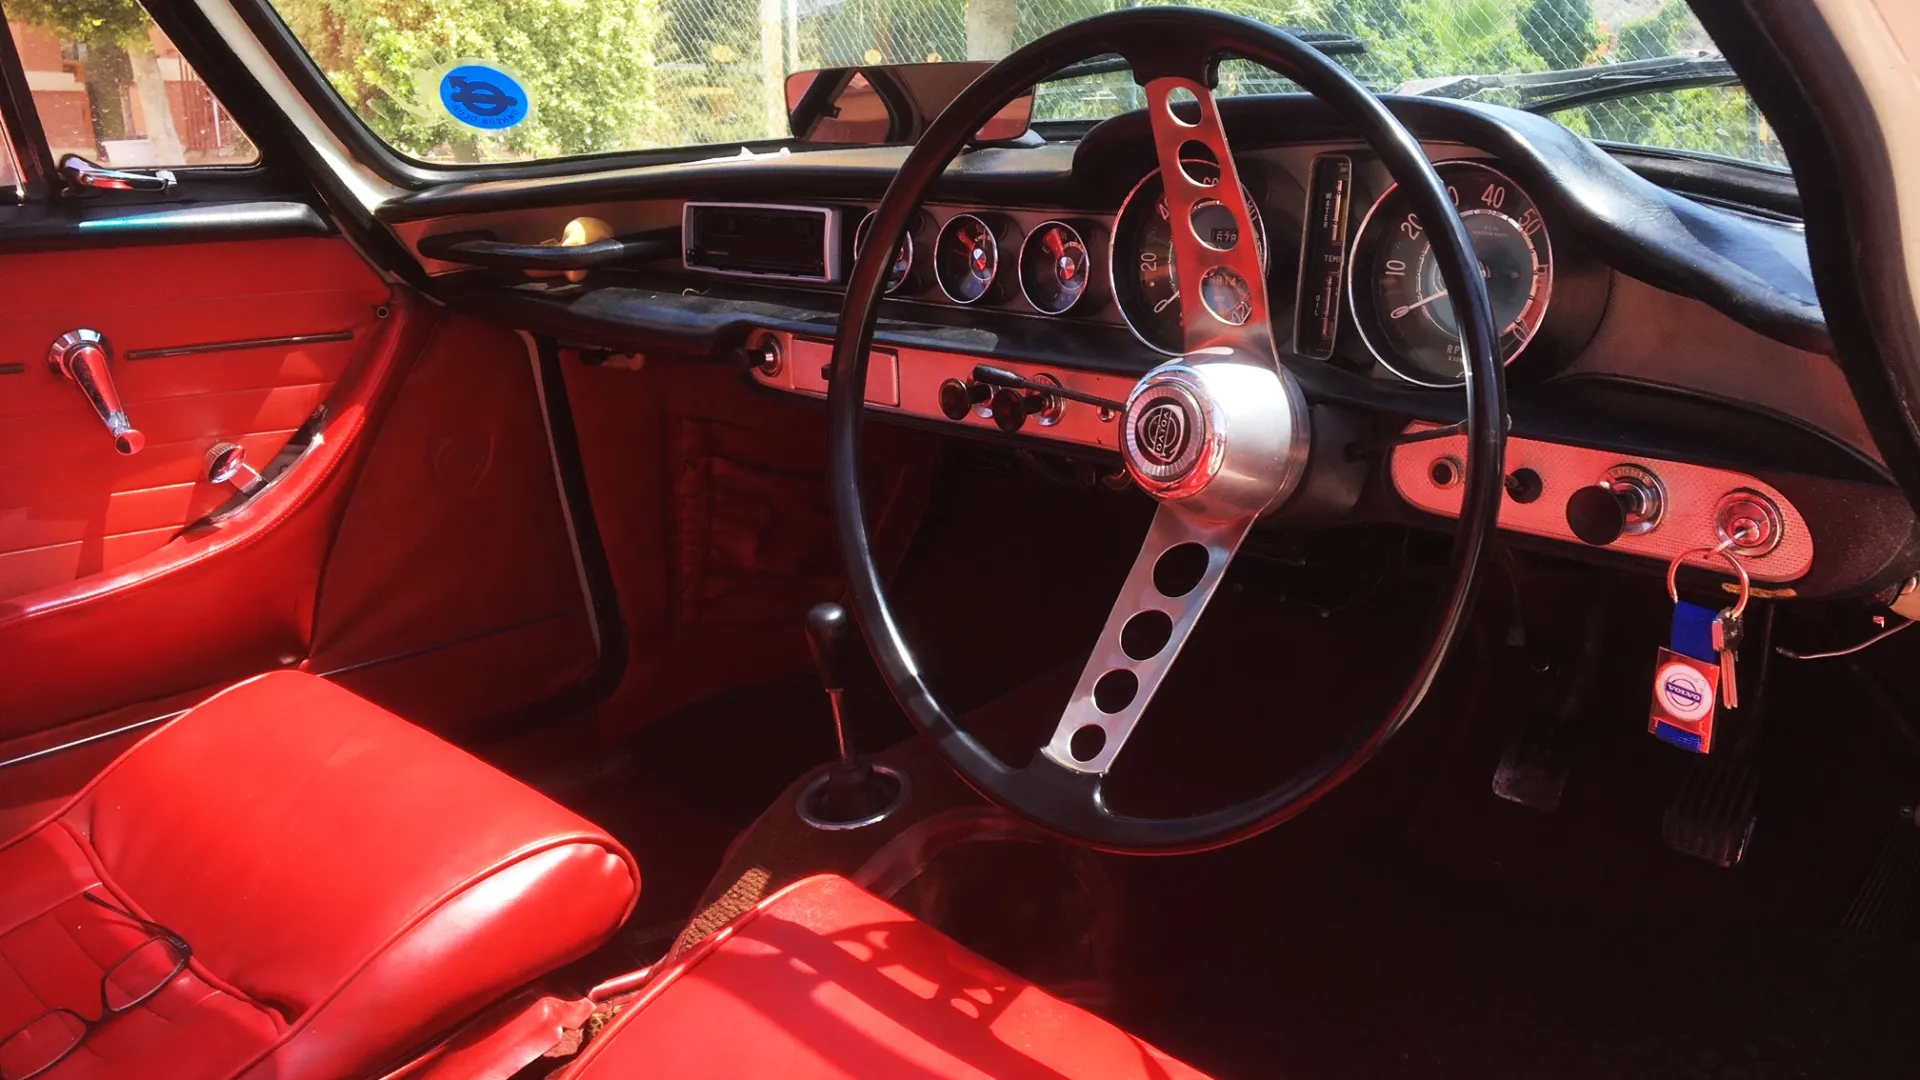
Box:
[825,151,1602,387]
[851,208,1101,317]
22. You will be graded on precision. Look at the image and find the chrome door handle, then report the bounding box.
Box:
[49,330,144,455]
[57,154,176,194]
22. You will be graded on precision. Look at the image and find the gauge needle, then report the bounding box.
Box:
[1390,288,1449,320]
[1153,294,1178,314]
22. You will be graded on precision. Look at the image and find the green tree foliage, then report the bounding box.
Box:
[259,0,1779,165]
[1518,0,1596,69]
[272,0,666,160]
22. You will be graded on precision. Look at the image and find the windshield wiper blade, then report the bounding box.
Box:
[1039,29,1368,85]
[1396,52,1737,114]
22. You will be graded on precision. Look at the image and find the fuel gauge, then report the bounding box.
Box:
[855,210,916,294]
[1018,221,1092,315]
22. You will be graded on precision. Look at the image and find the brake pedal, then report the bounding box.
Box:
[1842,806,1920,936]
[1491,572,1609,812]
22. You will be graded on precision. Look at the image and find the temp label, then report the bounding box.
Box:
[1293,153,1353,359]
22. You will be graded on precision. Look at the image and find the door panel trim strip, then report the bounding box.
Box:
[126,330,355,361]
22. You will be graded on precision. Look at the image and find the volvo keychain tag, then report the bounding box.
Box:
[1651,544,1750,754]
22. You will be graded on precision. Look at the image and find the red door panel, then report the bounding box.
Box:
[0,237,387,601]
[0,244,425,740]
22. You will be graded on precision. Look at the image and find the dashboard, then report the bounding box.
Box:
[389,94,1915,600]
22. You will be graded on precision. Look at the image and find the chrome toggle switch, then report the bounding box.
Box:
[49,329,143,455]
[206,442,265,496]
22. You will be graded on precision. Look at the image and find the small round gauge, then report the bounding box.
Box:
[1018,221,1092,315]
[935,213,1000,304]
[855,211,915,294]
[1111,160,1269,354]
[1348,160,1554,387]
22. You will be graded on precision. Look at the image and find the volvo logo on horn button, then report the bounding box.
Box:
[1123,379,1209,491]
[1137,402,1189,466]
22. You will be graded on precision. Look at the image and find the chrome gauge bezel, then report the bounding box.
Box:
[855,209,916,295]
[1017,220,1093,316]
[1109,161,1271,356]
[935,212,1001,305]
[1345,160,1554,389]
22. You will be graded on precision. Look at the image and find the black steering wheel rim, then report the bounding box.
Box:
[828,7,1506,854]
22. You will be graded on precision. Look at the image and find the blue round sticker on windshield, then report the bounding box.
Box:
[439,63,529,131]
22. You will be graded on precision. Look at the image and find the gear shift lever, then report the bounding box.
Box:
[798,602,904,828]
[807,602,856,764]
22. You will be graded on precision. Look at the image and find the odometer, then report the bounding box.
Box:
[1348,161,1553,387]
[1111,161,1268,354]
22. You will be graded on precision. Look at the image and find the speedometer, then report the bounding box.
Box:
[1348,161,1552,387]
[1111,161,1269,354]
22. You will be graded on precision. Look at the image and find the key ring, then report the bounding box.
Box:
[1666,539,1751,617]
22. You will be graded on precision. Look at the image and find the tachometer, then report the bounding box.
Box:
[935,213,1000,304]
[1348,160,1552,387]
[1111,161,1269,354]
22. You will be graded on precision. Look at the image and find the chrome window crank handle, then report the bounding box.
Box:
[49,329,144,455]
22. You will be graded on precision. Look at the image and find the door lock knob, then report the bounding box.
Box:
[49,329,143,455]
[206,442,265,495]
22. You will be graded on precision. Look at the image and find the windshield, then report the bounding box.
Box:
[266,0,1782,168]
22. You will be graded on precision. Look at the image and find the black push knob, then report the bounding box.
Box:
[805,602,851,692]
[938,379,991,421]
[1566,482,1629,546]
[991,387,1046,432]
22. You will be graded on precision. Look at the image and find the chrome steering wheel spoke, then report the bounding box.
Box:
[1044,503,1252,775]
[1138,77,1277,362]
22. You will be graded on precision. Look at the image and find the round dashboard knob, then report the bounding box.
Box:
[1566,482,1629,546]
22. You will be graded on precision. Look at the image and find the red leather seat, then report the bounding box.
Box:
[0,671,638,1080]
[564,874,1211,1080]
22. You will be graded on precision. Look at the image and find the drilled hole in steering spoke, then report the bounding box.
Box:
[1121,610,1175,661]
[1069,724,1108,762]
[1165,87,1201,126]
[1190,199,1239,252]
[1175,141,1219,186]
[1153,543,1210,597]
[1093,669,1139,714]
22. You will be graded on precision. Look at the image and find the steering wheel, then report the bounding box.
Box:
[829,7,1507,853]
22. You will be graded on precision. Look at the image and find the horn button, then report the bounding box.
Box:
[1121,357,1311,519]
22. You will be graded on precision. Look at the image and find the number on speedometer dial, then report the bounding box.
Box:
[1111,160,1269,354]
[1348,160,1553,387]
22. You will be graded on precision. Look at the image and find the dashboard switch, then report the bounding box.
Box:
[1504,468,1543,505]
[990,387,1048,432]
[1567,466,1666,546]
[1566,482,1629,545]
[938,378,990,421]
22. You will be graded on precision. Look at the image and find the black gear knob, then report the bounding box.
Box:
[805,602,851,693]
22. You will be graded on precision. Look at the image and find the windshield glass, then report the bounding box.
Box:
[266,0,1781,168]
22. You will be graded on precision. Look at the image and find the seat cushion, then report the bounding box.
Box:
[0,670,638,1080]
[564,874,1209,1080]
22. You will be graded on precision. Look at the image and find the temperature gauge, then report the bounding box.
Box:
[1018,221,1092,315]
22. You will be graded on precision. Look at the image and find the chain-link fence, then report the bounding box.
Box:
[269,0,1780,167]
[645,0,1778,165]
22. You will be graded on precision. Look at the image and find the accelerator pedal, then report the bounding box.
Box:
[1662,755,1761,868]
[1842,806,1920,936]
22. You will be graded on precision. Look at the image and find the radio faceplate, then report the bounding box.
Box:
[682,202,840,282]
